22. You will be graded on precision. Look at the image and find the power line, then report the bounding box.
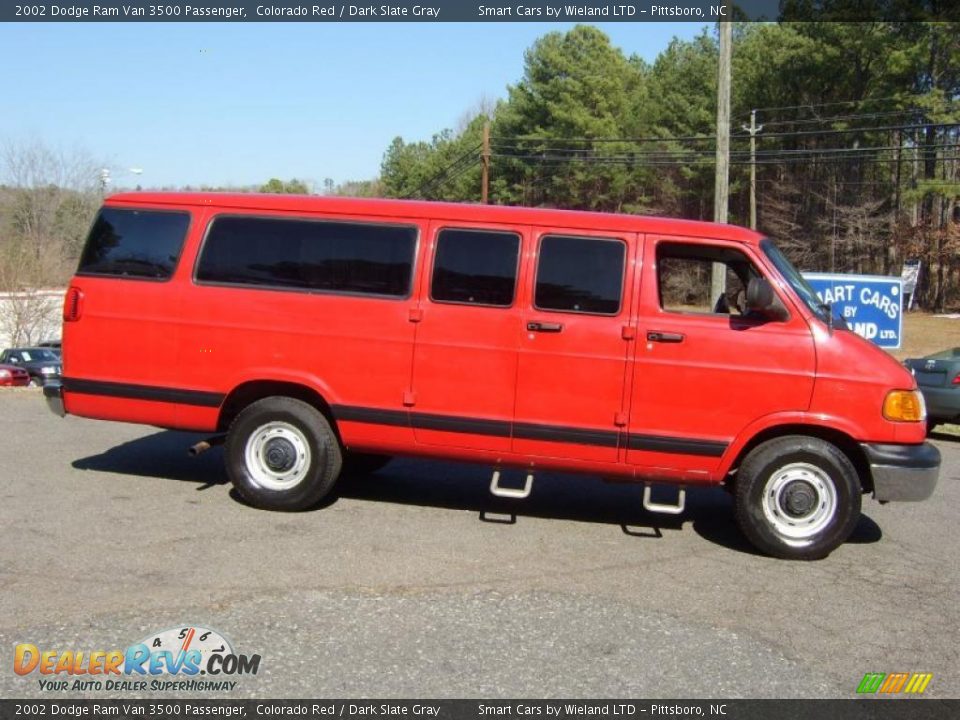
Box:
[489,142,960,165]
[755,109,937,128]
[489,121,959,149]
[492,133,719,145]
[745,122,960,141]
[489,152,960,168]
[740,93,934,115]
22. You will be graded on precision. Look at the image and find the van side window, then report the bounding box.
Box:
[534,235,625,315]
[77,208,191,280]
[657,242,760,316]
[430,229,520,307]
[196,216,417,297]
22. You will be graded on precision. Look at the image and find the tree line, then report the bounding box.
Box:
[381,22,960,310]
[1,21,957,312]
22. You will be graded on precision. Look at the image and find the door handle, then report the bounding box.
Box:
[527,321,564,333]
[647,331,685,343]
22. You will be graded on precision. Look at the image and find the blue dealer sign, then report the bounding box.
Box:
[802,273,903,349]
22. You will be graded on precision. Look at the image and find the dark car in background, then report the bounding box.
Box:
[905,348,960,433]
[38,339,62,357]
[0,363,30,387]
[0,348,62,387]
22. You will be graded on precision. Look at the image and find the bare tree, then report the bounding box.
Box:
[0,255,60,347]
[455,94,499,134]
[815,192,891,275]
[0,140,102,287]
[759,175,816,269]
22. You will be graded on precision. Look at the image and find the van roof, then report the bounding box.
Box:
[106,192,763,244]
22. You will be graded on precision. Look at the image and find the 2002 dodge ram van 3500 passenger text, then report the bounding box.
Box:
[45,193,940,559]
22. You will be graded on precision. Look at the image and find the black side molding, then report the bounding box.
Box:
[63,378,224,408]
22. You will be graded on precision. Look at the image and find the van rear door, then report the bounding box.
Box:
[63,204,194,427]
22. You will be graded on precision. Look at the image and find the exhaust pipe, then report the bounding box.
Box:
[188,435,226,456]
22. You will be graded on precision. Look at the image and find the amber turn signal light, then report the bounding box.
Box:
[883,390,925,422]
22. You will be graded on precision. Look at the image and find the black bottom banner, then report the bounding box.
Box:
[1,700,958,720]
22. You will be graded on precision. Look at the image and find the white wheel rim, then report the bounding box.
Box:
[761,462,838,547]
[243,421,311,491]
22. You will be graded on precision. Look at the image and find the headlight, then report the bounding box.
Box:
[883,390,925,422]
[0,370,9,378]
[40,366,55,374]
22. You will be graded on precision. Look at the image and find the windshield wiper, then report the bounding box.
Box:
[818,302,851,331]
[818,302,835,331]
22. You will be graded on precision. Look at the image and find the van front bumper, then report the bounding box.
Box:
[43,381,65,418]
[862,442,940,502]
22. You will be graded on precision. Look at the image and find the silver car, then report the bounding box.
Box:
[905,348,960,433]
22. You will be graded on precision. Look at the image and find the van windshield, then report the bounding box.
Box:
[760,238,829,323]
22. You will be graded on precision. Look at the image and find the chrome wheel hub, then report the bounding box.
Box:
[761,463,837,547]
[244,422,311,491]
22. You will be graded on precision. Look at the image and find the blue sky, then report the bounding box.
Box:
[2,22,709,189]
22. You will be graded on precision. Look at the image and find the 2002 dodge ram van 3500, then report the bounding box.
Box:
[45,193,940,559]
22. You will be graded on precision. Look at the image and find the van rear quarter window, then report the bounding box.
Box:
[196,216,417,297]
[77,208,191,280]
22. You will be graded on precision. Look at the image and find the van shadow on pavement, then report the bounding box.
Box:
[72,429,882,556]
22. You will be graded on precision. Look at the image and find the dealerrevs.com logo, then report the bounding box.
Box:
[14,626,261,692]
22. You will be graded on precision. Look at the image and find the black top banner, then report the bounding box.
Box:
[3,0,958,22]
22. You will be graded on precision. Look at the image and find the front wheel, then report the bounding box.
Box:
[734,436,861,560]
[225,396,342,511]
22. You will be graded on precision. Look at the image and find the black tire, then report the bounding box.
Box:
[341,452,392,477]
[734,436,862,560]
[225,396,342,511]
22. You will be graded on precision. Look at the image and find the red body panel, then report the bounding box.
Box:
[60,192,923,487]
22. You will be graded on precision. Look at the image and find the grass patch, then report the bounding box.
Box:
[891,313,960,360]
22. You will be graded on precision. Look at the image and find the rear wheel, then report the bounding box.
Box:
[734,436,861,560]
[225,396,342,511]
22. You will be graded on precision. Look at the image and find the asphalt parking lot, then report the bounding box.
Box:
[1,389,957,699]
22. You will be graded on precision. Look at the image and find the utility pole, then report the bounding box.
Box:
[741,109,763,230]
[711,20,732,302]
[481,121,490,204]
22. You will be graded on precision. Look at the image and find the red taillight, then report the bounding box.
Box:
[952,374,960,385]
[63,286,83,322]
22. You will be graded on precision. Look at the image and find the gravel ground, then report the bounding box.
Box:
[0,390,957,699]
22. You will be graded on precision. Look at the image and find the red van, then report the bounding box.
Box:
[46,193,939,559]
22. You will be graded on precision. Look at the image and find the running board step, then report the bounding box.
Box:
[490,470,534,499]
[643,485,686,515]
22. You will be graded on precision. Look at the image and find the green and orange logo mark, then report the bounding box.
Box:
[857,672,933,695]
